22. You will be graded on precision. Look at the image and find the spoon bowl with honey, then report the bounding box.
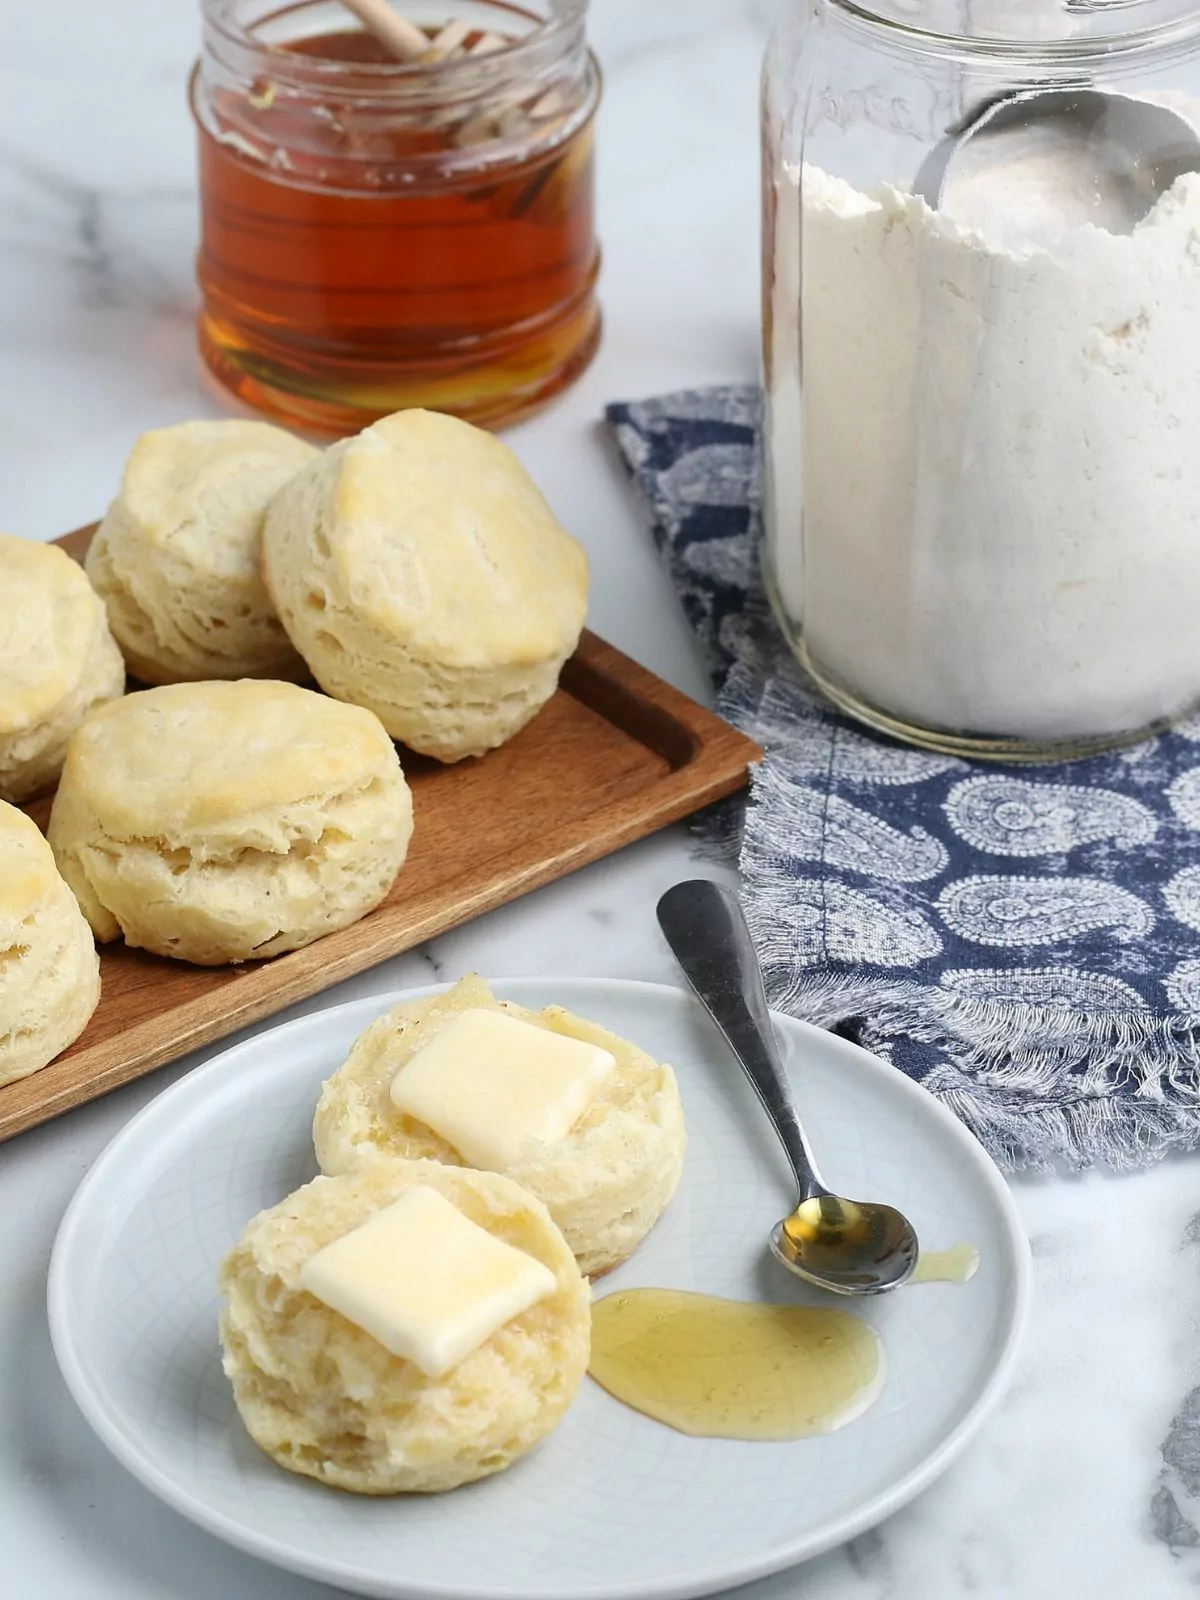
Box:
[657,879,920,1297]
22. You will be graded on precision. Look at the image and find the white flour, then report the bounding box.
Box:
[765,150,1200,742]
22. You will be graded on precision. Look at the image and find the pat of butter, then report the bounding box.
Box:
[389,1008,616,1171]
[298,1185,557,1378]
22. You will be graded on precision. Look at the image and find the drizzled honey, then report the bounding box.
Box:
[192,3,601,434]
[589,1247,980,1441]
[589,1290,884,1442]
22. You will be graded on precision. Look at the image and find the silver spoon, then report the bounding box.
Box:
[657,879,919,1297]
[915,87,1200,231]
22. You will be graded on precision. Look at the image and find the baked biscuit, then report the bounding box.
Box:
[219,1159,591,1494]
[0,802,100,1087]
[314,975,687,1278]
[263,409,588,762]
[0,535,125,803]
[87,420,318,684]
[48,680,412,965]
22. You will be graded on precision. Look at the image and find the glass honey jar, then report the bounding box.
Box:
[192,0,601,434]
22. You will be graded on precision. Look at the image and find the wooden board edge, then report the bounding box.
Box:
[55,526,93,563]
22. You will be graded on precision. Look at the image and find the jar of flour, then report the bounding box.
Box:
[762,0,1200,759]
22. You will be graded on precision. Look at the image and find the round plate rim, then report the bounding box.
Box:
[48,977,1033,1600]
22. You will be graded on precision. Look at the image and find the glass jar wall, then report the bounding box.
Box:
[193,0,601,434]
[762,0,1200,759]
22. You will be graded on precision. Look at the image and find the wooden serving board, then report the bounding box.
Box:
[0,527,760,1142]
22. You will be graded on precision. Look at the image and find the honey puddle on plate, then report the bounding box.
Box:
[588,1290,885,1441]
[589,1247,979,1440]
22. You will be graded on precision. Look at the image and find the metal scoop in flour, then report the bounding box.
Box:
[915,88,1200,238]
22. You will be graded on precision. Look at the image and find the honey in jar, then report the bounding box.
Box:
[191,0,602,434]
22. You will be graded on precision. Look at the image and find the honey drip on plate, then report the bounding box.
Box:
[588,1290,885,1441]
[910,1244,980,1286]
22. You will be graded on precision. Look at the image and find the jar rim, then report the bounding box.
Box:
[202,0,588,94]
[829,0,1200,61]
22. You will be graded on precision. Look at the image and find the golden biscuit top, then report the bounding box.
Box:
[324,410,589,669]
[59,680,397,838]
[0,801,60,926]
[116,420,318,582]
[0,536,107,735]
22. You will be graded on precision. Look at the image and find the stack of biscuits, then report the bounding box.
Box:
[0,409,589,1085]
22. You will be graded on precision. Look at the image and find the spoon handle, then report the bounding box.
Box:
[657,880,827,1203]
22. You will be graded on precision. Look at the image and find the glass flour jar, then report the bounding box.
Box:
[762,1,1200,759]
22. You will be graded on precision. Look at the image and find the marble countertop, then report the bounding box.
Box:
[2,3,1199,1596]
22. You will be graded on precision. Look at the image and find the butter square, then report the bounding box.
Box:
[298,1185,557,1377]
[389,1008,616,1171]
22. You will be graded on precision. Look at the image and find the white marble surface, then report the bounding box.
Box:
[2,3,1199,1597]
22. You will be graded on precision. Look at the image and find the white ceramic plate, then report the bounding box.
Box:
[49,979,1030,1600]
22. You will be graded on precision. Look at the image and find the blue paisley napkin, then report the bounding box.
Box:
[608,384,1200,1172]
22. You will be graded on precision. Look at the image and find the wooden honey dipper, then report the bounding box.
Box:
[336,0,565,143]
[337,0,506,64]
